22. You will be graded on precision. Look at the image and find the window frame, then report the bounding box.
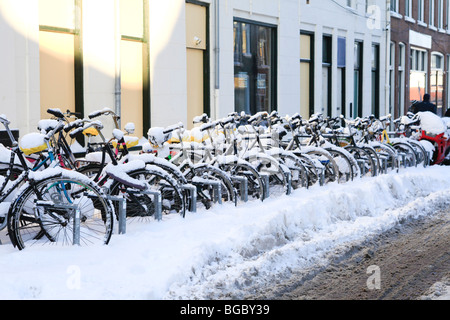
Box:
[233,17,278,115]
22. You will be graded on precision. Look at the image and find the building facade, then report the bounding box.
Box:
[1,0,391,140]
[390,0,450,118]
[299,0,389,120]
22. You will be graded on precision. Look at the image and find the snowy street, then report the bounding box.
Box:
[0,165,449,300]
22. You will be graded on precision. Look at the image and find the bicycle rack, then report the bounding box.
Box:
[376,153,389,174]
[357,159,366,176]
[397,152,407,168]
[35,200,81,246]
[261,174,270,199]
[100,188,163,235]
[128,189,163,221]
[284,171,292,195]
[318,168,325,186]
[104,194,127,234]
[231,176,248,202]
[192,178,222,205]
[181,184,197,213]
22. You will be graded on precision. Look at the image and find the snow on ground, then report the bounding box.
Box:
[0,166,449,300]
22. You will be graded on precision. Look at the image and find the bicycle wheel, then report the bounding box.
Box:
[292,152,321,187]
[325,147,357,183]
[218,160,265,201]
[243,151,289,196]
[303,148,339,185]
[369,142,398,173]
[344,145,378,177]
[183,163,236,209]
[392,141,417,168]
[109,166,186,222]
[8,174,114,250]
[406,139,429,167]
[273,152,309,189]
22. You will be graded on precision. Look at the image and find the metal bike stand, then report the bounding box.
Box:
[398,153,407,168]
[128,189,163,221]
[375,153,388,174]
[231,176,248,203]
[35,200,80,246]
[380,156,388,174]
[211,181,222,204]
[261,174,270,199]
[181,184,197,213]
[105,194,127,235]
[319,168,325,186]
[95,190,128,234]
[357,159,366,177]
[284,171,292,195]
[192,179,222,205]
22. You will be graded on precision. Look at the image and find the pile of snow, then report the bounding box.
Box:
[0,166,449,300]
[420,276,450,300]
[417,112,447,135]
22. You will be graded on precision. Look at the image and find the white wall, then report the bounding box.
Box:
[0,0,40,136]
[214,0,301,119]
[300,0,388,118]
[0,0,389,137]
[149,0,188,128]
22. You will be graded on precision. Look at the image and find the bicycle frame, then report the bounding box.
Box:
[420,131,450,165]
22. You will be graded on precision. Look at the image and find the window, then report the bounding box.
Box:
[447,0,450,31]
[431,53,444,115]
[410,48,427,105]
[365,0,375,13]
[371,44,380,118]
[337,37,346,117]
[347,0,355,9]
[390,0,398,12]
[418,0,425,22]
[119,0,149,137]
[322,35,332,117]
[234,19,277,115]
[39,0,80,120]
[447,55,450,112]
[430,0,435,26]
[405,0,412,17]
[437,0,444,29]
[353,41,363,118]
[389,42,395,116]
[300,32,314,118]
[398,43,406,116]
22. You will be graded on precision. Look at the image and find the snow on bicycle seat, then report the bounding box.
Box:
[19,132,47,155]
[417,112,447,136]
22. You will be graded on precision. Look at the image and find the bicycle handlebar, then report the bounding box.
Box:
[69,120,104,139]
[163,122,184,135]
[88,108,117,120]
[47,108,65,119]
[0,114,10,126]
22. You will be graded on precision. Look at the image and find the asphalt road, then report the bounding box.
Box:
[247,207,450,300]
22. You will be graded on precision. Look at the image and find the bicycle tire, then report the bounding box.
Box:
[183,163,236,209]
[392,141,417,168]
[8,174,114,250]
[109,166,186,221]
[344,145,377,177]
[325,147,356,183]
[217,158,265,201]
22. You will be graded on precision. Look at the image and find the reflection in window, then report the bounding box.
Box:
[234,20,276,115]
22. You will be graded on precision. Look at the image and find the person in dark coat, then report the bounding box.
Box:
[410,94,437,114]
[445,108,450,117]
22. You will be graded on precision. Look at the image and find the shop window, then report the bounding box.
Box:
[234,19,277,115]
